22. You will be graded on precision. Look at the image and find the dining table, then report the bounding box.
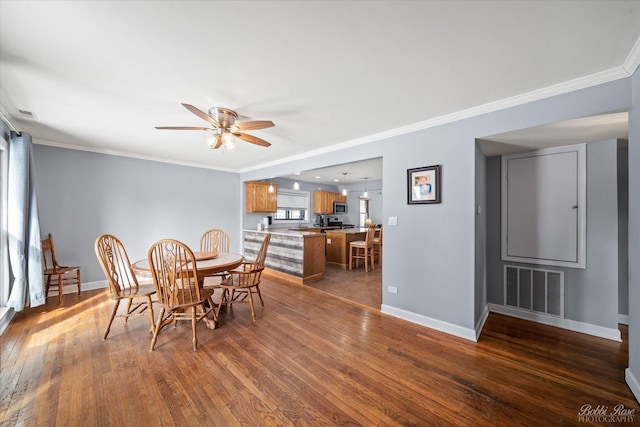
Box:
[131,251,244,329]
[131,251,244,282]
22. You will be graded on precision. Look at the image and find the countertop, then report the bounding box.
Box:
[324,228,371,234]
[243,228,325,237]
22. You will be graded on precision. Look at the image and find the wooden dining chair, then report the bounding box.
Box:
[200,228,230,254]
[95,234,156,340]
[148,239,217,351]
[218,233,271,322]
[349,226,375,272]
[200,228,231,287]
[41,233,81,303]
[373,225,383,265]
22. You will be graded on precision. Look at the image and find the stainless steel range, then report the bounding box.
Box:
[327,216,355,229]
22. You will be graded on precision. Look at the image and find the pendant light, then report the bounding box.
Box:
[363,177,369,198]
[293,181,300,191]
[341,172,348,196]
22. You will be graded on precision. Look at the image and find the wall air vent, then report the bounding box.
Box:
[504,265,564,317]
[17,109,37,119]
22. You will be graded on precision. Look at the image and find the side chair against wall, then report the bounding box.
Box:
[218,233,271,322]
[148,239,217,351]
[41,233,81,303]
[349,226,375,272]
[94,234,156,340]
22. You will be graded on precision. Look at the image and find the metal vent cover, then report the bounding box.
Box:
[504,265,564,318]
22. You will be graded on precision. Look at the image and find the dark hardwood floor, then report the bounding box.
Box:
[1,268,637,426]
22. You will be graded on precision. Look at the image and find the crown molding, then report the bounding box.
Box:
[242,65,630,174]
[33,138,238,173]
[28,61,636,175]
[623,35,640,75]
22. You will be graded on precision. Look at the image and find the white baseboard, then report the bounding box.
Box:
[475,304,490,341]
[619,314,630,325]
[54,280,107,295]
[488,303,621,342]
[381,304,477,342]
[0,306,15,336]
[626,369,640,404]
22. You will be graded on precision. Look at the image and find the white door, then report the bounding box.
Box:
[502,144,586,268]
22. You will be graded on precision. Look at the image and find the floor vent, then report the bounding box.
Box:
[504,265,564,318]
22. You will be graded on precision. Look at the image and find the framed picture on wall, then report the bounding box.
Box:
[407,165,441,204]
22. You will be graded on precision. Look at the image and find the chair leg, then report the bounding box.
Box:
[191,307,198,350]
[150,308,166,351]
[349,246,353,270]
[208,297,218,322]
[124,299,133,323]
[216,289,228,318]
[364,248,369,272]
[104,300,121,340]
[146,296,155,333]
[45,275,51,299]
[58,274,63,304]
[255,285,264,307]
[247,289,257,322]
[77,270,81,296]
[370,246,375,270]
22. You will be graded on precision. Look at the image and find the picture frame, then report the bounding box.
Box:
[407,165,441,204]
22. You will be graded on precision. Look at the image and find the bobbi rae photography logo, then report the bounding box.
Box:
[578,404,636,423]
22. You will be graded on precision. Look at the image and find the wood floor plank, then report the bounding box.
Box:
[1,269,638,426]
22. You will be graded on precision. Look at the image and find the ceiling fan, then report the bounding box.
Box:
[156,103,274,151]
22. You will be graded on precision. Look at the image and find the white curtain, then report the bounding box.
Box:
[7,132,44,310]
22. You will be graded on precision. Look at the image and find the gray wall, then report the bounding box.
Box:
[33,145,241,283]
[618,143,629,317]
[242,78,633,333]
[485,140,620,330]
[628,65,639,399]
[475,143,487,326]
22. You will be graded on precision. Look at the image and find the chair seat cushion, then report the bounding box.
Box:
[350,240,366,246]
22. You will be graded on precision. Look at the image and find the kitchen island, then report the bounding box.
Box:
[325,228,370,269]
[243,229,326,284]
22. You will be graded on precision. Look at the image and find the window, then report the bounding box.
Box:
[501,144,586,268]
[274,190,310,223]
[358,197,369,227]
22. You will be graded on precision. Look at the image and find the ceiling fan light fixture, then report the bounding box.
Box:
[222,132,236,152]
[207,133,221,149]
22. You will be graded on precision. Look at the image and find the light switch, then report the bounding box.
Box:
[388,216,397,226]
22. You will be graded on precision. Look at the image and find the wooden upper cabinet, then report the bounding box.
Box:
[313,190,345,214]
[245,181,277,213]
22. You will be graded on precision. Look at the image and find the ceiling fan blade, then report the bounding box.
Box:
[181,103,220,127]
[155,126,210,130]
[234,120,275,131]
[234,132,272,147]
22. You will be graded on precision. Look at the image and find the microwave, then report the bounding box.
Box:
[333,202,348,214]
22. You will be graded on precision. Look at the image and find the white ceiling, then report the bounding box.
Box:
[1,1,639,182]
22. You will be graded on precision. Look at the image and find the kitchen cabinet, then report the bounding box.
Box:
[244,229,326,284]
[245,181,277,213]
[325,228,367,269]
[313,190,345,214]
